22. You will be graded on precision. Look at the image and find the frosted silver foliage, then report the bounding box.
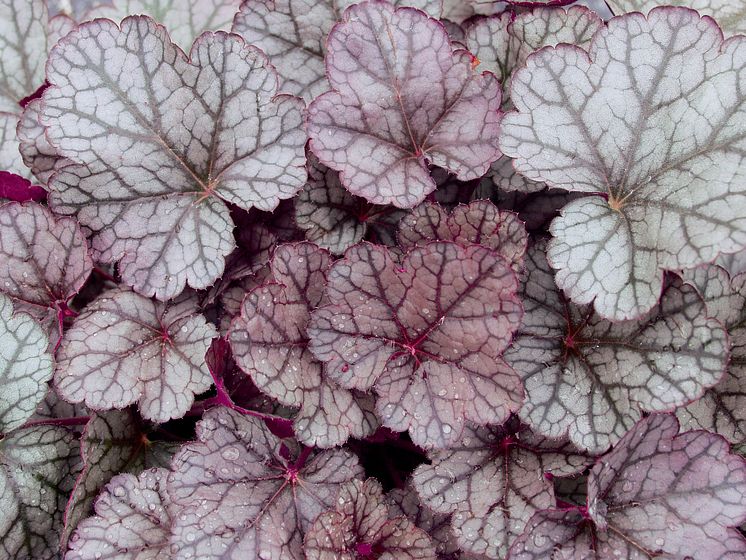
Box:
[506,243,728,454]
[233,0,444,101]
[509,415,746,559]
[677,266,746,444]
[17,98,70,186]
[229,242,378,447]
[0,425,81,560]
[412,420,590,559]
[167,407,363,560]
[0,0,47,113]
[307,1,503,208]
[607,0,746,36]
[54,288,218,423]
[398,200,528,270]
[308,241,524,449]
[466,6,603,101]
[85,0,242,47]
[67,468,175,560]
[304,478,437,560]
[500,8,746,321]
[0,294,53,433]
[386,485,460,559]
[0,112,28,179]
[62,410,177,548]
[41,17,307,300]
[0,202,92,331]
[296,152,401,255]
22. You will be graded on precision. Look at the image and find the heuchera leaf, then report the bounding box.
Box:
[0,202,92,339]
[304,478,437,559]
[676,266,746,444]
[509,414,746,559]
[85,0,242,47]
[718,249,746,278]
[54,287,218,423]
[606,0,746,36]
[307,1,503,208]
[296,151,403,255]
[308,241,523,449]
[398,200,528,270]
[0,293,53,433]
[506,242,728,454]
[17,97,70,186]
[230,242,378,447]
[0,172,46,203]
[466,6,603,101]
[386,485,460,559]
[499,7,746,321]
[412,418,590,559]
[40,17,307,300]
[66,468,175,559]
[62,410,178,548]
[232,0,444,102]
[0,0,47,113]
[166,406,364,560]
[0,425,81,560]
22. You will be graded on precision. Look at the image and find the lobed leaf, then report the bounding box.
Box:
[66,468,175,559]
[304,478,437,559]
[606,0,746,36]
[677,266,746,444]
[41,17,307,300]
[167,406,363,560]
[510,414,746,559]
[55,288,217,423]
[86,0,242,47]
[412,419,590,559]
[308,241,523,449]
[296,151,402,255]
[386,485,460,559]
[506,242,728,454]
[307,1,503,208]
[398,200,527,269]
[17,97,70,186]
[62,410,178,548]
[500,7,746,320]
[0,202,92,337]
[0,294,53,433]
[0,425,81,560]
[229,242,378,447]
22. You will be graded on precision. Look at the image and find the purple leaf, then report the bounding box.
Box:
[54,288,218,423]
[229,242,378,447]
[494,187,584,233]
[0,202,91,343]
[606,0,746,36]
[40,17,307,300]
[307,1,503,208]
[85,0,242,47]
[412,419,590,559]
[296,151,403,254]
[0,425,82,560]
[0,294,53,433]
[500,7,746,320]
[507,243,729,454]
[167,406,363,560]
[304,478,437,559]
[510,414,746,559]
[387,485,461,559]
[398,200,527,270]
[0,172,46,202]
[218,265,273,334]
[62,410,178,549]
[66,468,175,559]
[676,266,746,444]
[308,241,523,449]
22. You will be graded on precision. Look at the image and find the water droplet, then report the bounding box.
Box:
[442,424,452,434]
[221,447,240,461]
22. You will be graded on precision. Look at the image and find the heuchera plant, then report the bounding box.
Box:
[1,0,746,559]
